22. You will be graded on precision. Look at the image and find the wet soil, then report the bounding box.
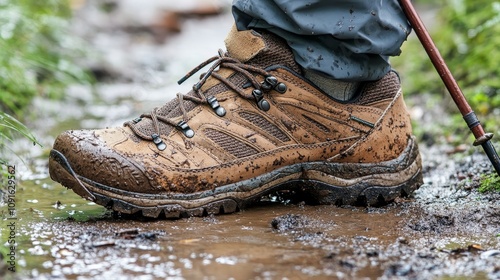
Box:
[1,1,500,279]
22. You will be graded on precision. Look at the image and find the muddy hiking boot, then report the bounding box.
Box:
[49,26,423,218]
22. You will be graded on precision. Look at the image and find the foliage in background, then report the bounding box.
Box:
[0,0,91,115]
[0,0,91,163]
[393,0,500,138]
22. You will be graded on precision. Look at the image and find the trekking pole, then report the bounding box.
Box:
[399,0,500,176]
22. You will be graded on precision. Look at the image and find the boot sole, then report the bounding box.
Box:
[49,137,423,218]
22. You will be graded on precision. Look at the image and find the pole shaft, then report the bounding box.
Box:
[399,0,500,176]
[399,0,473,116]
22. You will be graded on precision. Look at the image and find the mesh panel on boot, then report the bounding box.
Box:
[355,72,400,105]
[238,111,290,142]
[302,115,331,133]
[247,31,301,74]
[204,71,247,97]
[128,30,301,139]
[132,92,198,138]
[204,128,258,158]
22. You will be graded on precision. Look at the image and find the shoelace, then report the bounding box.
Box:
[124,49,287,150]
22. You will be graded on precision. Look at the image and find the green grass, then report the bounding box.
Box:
[0,112,41,165]
[478,173,500,193]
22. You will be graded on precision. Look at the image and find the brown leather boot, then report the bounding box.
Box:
[49,26,423,218]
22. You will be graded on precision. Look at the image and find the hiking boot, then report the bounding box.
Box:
[49,25,423,218]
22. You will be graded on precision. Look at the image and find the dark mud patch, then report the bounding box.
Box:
[406,198,500,235]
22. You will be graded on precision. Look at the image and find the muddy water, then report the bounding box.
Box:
[4,192,404,279]
[2,1,500,279]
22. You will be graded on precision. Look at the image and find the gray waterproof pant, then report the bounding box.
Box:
[232,0,411,82]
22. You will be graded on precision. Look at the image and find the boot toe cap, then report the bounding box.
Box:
[50,129,152,193]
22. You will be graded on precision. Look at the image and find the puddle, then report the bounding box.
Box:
[1,1,500,279]
[0,190,412,279]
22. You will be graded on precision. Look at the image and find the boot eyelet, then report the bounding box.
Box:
[262,76,286,94]
[252,89,263,98]
[265,76,278,87]
[177,121,195,138]
[252,89,271,111]
[207,96,226,117]
[275,83,287,94]
[257,99,271,111]
[261,79,272,90]
[151,134,167,151]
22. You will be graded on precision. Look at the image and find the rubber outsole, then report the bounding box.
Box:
[49,137,423,219]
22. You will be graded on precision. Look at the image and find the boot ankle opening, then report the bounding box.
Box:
[303,69,360,102]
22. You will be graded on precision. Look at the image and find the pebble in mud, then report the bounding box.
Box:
[271,214,310,232]
[270,213,333,248]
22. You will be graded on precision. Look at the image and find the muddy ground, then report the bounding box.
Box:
[1,1,500,279]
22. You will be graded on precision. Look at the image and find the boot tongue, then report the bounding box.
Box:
[224,24,301,73]
[225,25,266,63]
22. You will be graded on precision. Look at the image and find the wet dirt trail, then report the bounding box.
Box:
[1,1,500,279]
